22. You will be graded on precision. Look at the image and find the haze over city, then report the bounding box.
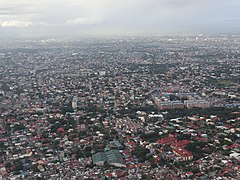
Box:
[1,0,240,180]
[0,0,240,38]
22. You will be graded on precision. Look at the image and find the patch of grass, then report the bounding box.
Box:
[217,80,234,87]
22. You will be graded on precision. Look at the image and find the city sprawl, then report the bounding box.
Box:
[0,35,240,179]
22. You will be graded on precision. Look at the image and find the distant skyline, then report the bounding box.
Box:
[0,0,240,38]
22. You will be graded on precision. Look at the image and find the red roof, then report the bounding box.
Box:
[123,150,130,154]
[57,127,65,133]
[157,136,177,145]
[194,137,208,142]
[127,141,136,145]
[224,144,239,149]
[173,148,193,157]
[127,164,136,169]
[0,130,6,133]
[224,125,232,129]
[171,140,190,148]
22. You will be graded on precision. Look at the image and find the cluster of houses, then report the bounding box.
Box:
[0,36,240,179]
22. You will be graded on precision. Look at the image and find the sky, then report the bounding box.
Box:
[0,0,240,38]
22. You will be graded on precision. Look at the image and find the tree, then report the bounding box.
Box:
[60,106,74,114]
[132,146,151,162]
[13,124,25,131]
[140,132,160,142]
[5,162,11,169]
[14,161,23,171]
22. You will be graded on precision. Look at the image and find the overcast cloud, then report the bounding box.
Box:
[0,0,240,37]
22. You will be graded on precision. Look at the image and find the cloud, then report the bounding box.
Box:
[0,6,36,16]
[66,17,103,25]
[222,18,240,22]
[0,0,240,36]
[0,20,32,27]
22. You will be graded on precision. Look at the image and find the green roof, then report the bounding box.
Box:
[92,152,107,164]
[105,150,125,164]
[92,150,125,165]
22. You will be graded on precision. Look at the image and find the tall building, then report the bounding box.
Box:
[72,96,78,109]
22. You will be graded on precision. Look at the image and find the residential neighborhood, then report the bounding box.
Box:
[0,35,240,179]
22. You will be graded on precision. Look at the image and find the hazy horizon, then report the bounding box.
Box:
[0,0,240,38]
